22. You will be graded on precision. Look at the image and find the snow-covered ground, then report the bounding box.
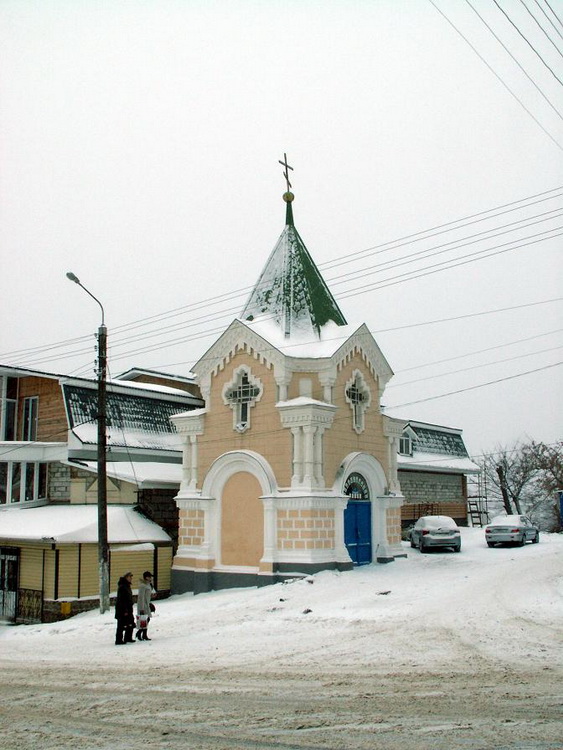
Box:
[1,528,562,750]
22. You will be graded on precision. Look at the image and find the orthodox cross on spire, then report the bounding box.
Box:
[278,152,293,192]
[240,156,347,338]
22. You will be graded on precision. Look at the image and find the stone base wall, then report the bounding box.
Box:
[39,590,171,624]
[172,561,352,596]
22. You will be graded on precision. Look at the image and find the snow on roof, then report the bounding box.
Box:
[398,451,480,474]
[276,396,334,408]
[107,378,193,397]
[240,213,347,340]
[63,382,194,451]
[0,504,171,544]
[116,367,197,383]
[70,422,183,452]
[242,316,359,359]
[73,460,182,489]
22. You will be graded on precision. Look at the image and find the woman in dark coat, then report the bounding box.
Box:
[115,572,135,645]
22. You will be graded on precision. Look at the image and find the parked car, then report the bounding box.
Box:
[410,515,461,553]
[485,515,539,547]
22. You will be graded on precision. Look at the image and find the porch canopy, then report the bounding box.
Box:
[0,504,171,543]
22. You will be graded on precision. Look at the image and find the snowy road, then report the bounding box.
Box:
[1,529,562,750]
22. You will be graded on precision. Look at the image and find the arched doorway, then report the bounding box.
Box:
[344,472,372,565]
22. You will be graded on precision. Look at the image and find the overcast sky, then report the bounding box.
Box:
[1,0,561,456]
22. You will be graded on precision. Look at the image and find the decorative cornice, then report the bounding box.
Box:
[277,399,336,428]
[333,324,394,388]
[170,409,206,436]
[382,414,406,439]
[194,320,287,385]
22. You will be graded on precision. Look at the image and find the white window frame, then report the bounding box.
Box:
[398,427,417,456]
[22,396,39,441]
[345,370,371,434]
[0,376,18,441]
[0,461,48,504]
[222,366,263,433]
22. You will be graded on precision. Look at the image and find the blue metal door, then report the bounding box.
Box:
[344,501,372,565]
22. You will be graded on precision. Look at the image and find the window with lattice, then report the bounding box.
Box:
[223,367,262,433]
[345,371,371,434]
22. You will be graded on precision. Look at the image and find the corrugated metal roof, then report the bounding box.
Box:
[411,425,469,457]
[63,383,193,450]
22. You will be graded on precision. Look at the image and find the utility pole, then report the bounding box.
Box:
[97,319,109,613]
[66,272,110,613]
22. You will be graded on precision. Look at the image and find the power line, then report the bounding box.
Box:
[51,206,563,360]
[3,186,562,365]
[10,209,561,371]
[519,0,563,60]
[105,225,562,364]
[386,344,562,389]
[328,208,563,289]
[428,0,563,151]
[395,326,563,372]
[386,361,562,409]
[493,0,563,87]
[338,226,563,300]
[464,0,563,120]
[321,189,563,272]
[540,0,563,34]
[124,297,563,376]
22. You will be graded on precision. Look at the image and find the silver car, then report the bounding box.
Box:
[410,515,461,553]
[485,515,539,547]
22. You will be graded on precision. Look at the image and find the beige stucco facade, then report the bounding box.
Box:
[170,320,406,594]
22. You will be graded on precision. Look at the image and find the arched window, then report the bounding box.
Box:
[399,429,415,456]
[223,367,262,433]
[344,472,370,500]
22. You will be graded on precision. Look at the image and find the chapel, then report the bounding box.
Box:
[170,160,406,594]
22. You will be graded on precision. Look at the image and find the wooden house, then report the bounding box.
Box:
[0,365,202,622]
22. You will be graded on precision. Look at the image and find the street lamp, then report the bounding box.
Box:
[66,272,109,614]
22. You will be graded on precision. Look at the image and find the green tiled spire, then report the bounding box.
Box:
[241,186,347,339]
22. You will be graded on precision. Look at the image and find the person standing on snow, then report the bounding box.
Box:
[136,571,155,641]
[115,572,135,645]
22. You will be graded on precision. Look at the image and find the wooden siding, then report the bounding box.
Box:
[18,545,45,591]
[401,502,467,522]
[79,545,99,596]
[157,547,172,590]
[57,546,80,598]
[42,549,56,599]
[17,376,67,443]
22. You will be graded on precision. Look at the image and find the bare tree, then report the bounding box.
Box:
[480,442,537,516]
[526,441,563,530]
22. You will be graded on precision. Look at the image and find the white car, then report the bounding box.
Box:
[410,515,461,553]
[485,515,539,547]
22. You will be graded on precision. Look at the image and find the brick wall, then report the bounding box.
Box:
[48,463,71,501]
[277,508,335,551]
[386,506,402,545]
[138,489,180,551]
[398,470,464,505]
[178,508,204,548]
